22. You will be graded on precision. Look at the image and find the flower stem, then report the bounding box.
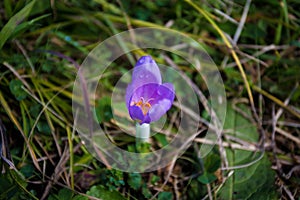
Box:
[136,123,150,142]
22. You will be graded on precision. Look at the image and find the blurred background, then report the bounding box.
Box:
[0,0,299,199]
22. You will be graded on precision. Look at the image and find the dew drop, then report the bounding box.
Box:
[157,90,162,95]
[139,57,145,64]
[139,74,144,78]
[65,36,71,41]
[145,74,149,78]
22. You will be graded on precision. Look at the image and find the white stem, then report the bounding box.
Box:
[136,123,150,142]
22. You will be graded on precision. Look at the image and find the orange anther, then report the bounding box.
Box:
[132,98,152,115]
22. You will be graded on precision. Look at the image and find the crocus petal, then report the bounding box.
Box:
[127,83,175,123]
[126,55,175,124]
[141,114,151,124]
[129,83,160,105]
[147,84,175,122]
[125,83,134,108]
[132,56,162,86]
[129,105,145,122]
[126,56,162,107]
[148,83,175,106]
[148,100,170,122]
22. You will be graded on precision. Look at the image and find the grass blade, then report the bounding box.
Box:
[0,0,36,50]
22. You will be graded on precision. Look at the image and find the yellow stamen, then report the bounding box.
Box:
[132,97,152,115]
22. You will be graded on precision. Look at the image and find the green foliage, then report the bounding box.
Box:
[0,175,24,200]
[127,173,160,199]
[94,96,113,123]
[19,164,35,178]
[105,169,125,191]
[197,172,217,185]
[263,64,300,102]
[198,151,220,184]
[204,152,221,173]
[36,121,51,135]
[135,141,151,153]
[9,80,27,101]
[142,184,152,199]
[48,188,88,200]
[219,155,277,200]
[186,176,210,199]
[128,173,142,190]
[158,192,173,200]
[0,169,36,200]
[82,169,125,192]
[150,175,160,185]
[218,103,278,199]
[0,0,36,49]
[86,185,126,200]
[153,133,168,147]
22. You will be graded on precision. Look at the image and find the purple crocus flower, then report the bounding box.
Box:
[126,56,175,124]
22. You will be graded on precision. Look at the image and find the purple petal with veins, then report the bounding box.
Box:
[125,55,162,108]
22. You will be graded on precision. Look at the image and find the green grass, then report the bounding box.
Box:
[0,0,300,199]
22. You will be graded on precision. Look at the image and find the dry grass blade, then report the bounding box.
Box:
[252,85,300,120]
[275,127,300,145]
[3,62,32,91]
[233,0,251,44]
[0,119,16,170]
[184,0,255,113]
[0,91,41,172]
[40,143,81,200]
[14,40,35,74]
[41,146,69,200]
[194,138,258,152]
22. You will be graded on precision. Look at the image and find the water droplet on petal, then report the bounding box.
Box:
[157,90,162,95]
[145,74,149,78]
[139,57,145,64]
[139,74,144,78]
